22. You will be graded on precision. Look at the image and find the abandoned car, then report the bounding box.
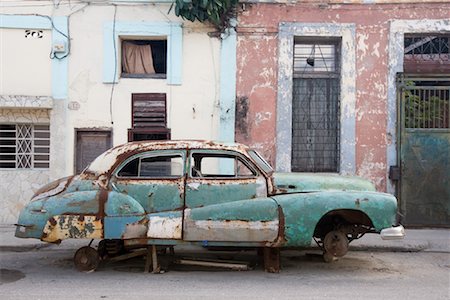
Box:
[15,140,404,272]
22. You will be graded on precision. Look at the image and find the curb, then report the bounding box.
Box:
[0,243,52,253]
[1,243,429,253]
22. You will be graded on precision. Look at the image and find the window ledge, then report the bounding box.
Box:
[0,95,53,109]
[121,73,167,79]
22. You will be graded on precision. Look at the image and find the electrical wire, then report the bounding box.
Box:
[109,4,118,125]
[12,14,72,60]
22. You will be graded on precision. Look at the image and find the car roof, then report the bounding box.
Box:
[85,140,250,175]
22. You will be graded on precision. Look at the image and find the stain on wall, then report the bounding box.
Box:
[236,2,450,191]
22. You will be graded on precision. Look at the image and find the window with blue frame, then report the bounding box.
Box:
[121,38,167,78]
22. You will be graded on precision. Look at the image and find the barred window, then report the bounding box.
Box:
[0,124,50,169]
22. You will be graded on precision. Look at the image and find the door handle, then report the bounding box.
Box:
[187,182,200,191]
[111,182,119,192]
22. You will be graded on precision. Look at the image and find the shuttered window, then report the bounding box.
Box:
[132,93,167,128]
[128,93,170,141]
[0,124,50,169]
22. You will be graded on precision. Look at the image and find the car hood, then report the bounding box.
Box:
[272,172,376,194]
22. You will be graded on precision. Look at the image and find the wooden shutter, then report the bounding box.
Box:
[128,93,170,142]
[132,93,167,128]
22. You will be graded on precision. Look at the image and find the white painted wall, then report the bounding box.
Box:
[64,5,221,174]
[0,3,222,224]
[0,108,51,224]
[0,28,52,96]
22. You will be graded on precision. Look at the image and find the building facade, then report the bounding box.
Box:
[235,0,450,226]
[0,1,236,224]
[1,1,449,227]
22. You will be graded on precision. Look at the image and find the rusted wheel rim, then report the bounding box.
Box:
[323,230,349,257]
[74,246,99,272]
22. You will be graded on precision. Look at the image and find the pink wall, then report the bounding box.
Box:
[235,2,450,191]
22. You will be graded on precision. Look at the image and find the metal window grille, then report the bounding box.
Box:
[294,43,339,76]
[404,35,450,73]
[398,75,450,129]
[404,35,449,57]
[0,124,50,169]
[292,40,341,172]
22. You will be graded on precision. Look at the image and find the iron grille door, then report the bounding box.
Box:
[292,40,340,172]
[397,74,450,227]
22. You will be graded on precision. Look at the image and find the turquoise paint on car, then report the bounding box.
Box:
[15,141,404,263]
[272,191,398,246]
[273,172,376,193]
[104,215,145,239]
[114,182,183,213]
[188,198,279,222]
[105,191,145,217]
[185,181,259,209]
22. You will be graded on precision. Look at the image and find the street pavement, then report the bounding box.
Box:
[1,224,449,253]
[1,224,449,300]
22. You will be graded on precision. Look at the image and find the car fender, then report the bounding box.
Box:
[271,191,398,247]
[40,190,145,242]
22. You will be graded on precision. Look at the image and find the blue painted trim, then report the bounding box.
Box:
[51,16,69,99]
[0,14,69,99]
[0,15,51,29]
[218,28,237,143]
[103,21,183,85]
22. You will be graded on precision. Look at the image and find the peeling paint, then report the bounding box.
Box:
[42,215,102,242]
[237,3,450,193]
[147,216,182,239]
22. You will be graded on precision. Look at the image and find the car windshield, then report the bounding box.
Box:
[248,150,273,174]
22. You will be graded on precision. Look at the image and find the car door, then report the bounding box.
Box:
[183,149,279,243]
[108,149,186,239]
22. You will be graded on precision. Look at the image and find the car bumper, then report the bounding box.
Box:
[380,225,405,240]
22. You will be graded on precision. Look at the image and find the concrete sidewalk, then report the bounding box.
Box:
[0,224,449,253]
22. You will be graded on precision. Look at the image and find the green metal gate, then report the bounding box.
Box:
[397,74,450,227]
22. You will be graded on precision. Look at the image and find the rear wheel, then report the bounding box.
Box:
[322,230,349,262]
[74,246,100,272]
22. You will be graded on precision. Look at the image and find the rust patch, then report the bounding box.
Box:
[263,247,280,273]
[97,189,109,218]
[122,220,148,239]
[42,215,103,243]
[266,206,286,247]
[49,217,57,226]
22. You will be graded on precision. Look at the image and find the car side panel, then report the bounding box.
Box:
[114,181,183,213]
[272,191,398,247]
[183,198,280,243]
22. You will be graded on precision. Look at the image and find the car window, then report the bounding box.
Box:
[190,152,256,178]
[117,154,183,178]
[248,150,273,174]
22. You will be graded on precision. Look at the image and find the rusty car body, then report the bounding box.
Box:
[15,140,404,271]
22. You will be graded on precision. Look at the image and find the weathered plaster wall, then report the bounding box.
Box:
[0,28,52,96]
[64,4,222,171]
[236,2,450,191]
[276,22,356,175]
[0,3,226,223]
[0,107,51,224]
